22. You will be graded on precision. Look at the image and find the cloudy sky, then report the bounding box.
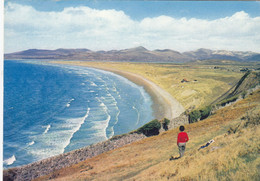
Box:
[4,0,260,53]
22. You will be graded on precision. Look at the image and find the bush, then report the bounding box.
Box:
[136,119,161,136]
[162,118,170,131]
[218,95,239,107]
[242,91,247,99]
[189,110,201,123]
[200,106,212,120]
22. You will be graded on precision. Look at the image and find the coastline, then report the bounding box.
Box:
[91,67,185,120]
[52,61,185,120]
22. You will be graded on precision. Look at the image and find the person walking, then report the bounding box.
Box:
[177,125,189,158]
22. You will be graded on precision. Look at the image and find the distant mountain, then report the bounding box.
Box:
[4,47,260,62]
[183,48,259,62]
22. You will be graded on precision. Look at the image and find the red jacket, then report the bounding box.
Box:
[177,132,189,145]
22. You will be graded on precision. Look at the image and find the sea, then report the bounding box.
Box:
[3,60,154,169]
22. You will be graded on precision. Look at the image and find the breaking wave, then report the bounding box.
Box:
[3,155,16,166]
[43,125,51,134]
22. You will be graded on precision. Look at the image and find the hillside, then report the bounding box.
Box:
[4,47,260,62]
[34,88,260,181]
[212,71,260,106]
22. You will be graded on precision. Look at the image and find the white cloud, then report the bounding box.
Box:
[4,2,260,53]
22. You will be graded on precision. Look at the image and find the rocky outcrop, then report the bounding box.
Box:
[168,114,189,130]
[159,114,189,134]
[3,133,146,181]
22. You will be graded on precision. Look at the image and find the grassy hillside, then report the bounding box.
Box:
[51,61,243,109]
[36,89,260,181]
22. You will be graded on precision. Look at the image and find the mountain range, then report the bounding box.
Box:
[4,46,260,62]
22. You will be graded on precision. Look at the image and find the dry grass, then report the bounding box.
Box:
[51,61,242,109]
[133,118,259,181]
[36,89,260,181]
[128,91,260,181]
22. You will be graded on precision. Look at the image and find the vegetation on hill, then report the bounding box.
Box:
[136,119,161,136]
[134,118,171,136]
[162,118,170,131]
[188,105,212,123]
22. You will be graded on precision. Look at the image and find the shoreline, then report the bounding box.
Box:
[52,61,185,120]
[91,67,185,120]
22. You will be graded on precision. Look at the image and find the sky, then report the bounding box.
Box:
[3,0,260,53]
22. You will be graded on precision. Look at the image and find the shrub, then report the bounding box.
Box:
[200,106,212,120]
[136,119,161,137]
[189,110,201,123]
[218,95,239,107]
[162,118,170,131]
[241,91,247,99]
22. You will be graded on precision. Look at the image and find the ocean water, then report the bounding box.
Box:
[3,60,154,168]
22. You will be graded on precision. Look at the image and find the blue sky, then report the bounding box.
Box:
[4,0,260,20]
[4,0,260,53]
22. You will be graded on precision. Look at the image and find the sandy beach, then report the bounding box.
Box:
[52,62,185,120]
[92,67,185,120]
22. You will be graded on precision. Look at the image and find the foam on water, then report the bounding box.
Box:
[28,141,35,146]
[63,108,90,152]
[27,108,91,160]
[43,125,51,134]
[4,155,16,166]
[91,82,97,86]
[100,92,120,138]
[90,115,110,139]
[133,106,140,126]
[66,98,75,108]
[96,98,111,139]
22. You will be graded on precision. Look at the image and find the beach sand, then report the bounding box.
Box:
[52,62,185,120]
[93,67,185,120]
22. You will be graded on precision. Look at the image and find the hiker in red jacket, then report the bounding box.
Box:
[177,125,189,158]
